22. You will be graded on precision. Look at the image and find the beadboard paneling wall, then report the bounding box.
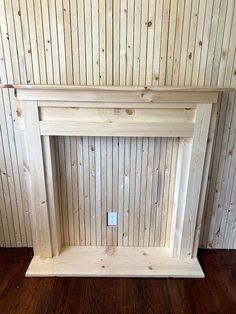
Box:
[1,0,236,86]
[0,0,235,248]
[57,136,179,247]
[200,91,236,249]
[0,88,32,247]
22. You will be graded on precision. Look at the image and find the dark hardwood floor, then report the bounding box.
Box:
[0,248,235,314]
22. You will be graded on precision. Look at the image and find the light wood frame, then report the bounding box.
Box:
[15,86,219,278]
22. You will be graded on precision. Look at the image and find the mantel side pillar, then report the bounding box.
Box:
[172,103,213,258]
[23,101,52,257]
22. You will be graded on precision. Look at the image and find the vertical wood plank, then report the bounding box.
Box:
[89,137,96,245]
[128,137,137,246]
[77,136,85,245]
[123,137,130,246]
[138,137,148,246]
[106,137,113,245]
[82,137,91,245]
[58,137,68,245]
[193,103,219,255]
[118,137,124,245]
[42,136,61,255]
[71,137,79,245]
[23,101,52,257]
[95,137,102,245]
[149,138,161,246]
[101,137,107,245]
[180,104,212,257]
[133,137,142,246]
[112,137,119,245]
[132,0,142,86]
[144,138,155,246]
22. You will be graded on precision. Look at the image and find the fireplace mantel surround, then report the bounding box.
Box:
[12,85,223,278]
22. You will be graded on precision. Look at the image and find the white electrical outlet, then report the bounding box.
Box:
[107,212,117,226]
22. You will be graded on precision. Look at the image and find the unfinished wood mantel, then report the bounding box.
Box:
[14,85,220,278]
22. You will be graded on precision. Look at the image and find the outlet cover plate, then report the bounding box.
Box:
[107,212,117,226]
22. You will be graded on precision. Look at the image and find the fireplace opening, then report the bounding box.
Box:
[55,136,180,248]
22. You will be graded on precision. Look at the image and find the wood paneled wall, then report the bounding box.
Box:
[57,136,179,247]
[200,91,236,249]
[0,0,235,248]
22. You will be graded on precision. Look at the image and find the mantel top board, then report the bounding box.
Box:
[1,84,233,104]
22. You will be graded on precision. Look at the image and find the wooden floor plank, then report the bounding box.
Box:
[0,249,235,313]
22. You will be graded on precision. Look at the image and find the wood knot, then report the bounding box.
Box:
[188,52,192,59]
[199,40,202,46]
[105,246,116,255]
[16,110,21,117]
[222,50,227,58]
[125,108,134,115]
[146,21,152,27]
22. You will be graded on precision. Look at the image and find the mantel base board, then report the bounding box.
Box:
[26,246,204,278]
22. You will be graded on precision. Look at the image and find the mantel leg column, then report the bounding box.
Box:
[23,101,52,257]
[172,104,212,258]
